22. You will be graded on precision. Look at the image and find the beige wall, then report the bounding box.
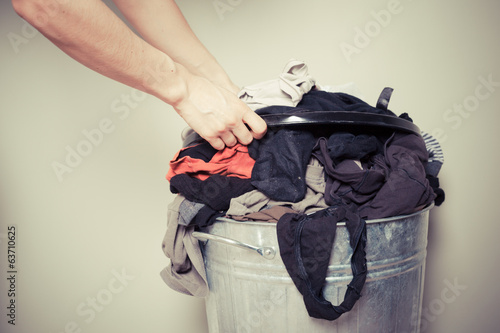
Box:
[1,0,499,332]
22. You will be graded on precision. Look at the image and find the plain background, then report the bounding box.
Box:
[1,0,499,332]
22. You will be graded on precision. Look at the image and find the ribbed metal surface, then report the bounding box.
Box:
[200,207,431,333]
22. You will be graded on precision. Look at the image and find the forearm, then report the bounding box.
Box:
[11,0,186,105]
[112,0,238,93]
[12,0,267,150]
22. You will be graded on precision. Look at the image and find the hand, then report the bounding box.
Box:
[172,69,267,150]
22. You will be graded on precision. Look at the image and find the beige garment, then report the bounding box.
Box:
[160,194,208,297]
[238,59,316,111]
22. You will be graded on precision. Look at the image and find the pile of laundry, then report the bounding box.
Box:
[160,60,445,320]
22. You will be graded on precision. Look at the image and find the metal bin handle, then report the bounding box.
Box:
[192,231,276,260]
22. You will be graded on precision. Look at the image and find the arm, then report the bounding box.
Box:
[11,0,266,149]
[12,0,182,104]
[112,0,237,93]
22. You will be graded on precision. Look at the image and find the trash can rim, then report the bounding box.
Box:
[218,203,434,227]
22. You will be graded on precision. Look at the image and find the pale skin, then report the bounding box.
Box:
[11,0,267,150]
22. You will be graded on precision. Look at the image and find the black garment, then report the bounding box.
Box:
[177,141,218,162]
[170,174,255,211]
[313,132,435,220]
[190,206,224,228]
[313,139,387,209]
[255,90,397,117]
[249,90,399,203]
[327,132,381,163]
[277,205,367,321]
[249,129,316,202]
[427,175,445,206]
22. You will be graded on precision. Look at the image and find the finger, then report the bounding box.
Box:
[230,121,254,146]
[242,111,267,139]
[220,131,238,147]
[205,136,226,150]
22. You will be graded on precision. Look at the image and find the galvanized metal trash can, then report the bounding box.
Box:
[193,205,432,333]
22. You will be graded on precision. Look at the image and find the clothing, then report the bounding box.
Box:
[327,132,381,163]
[317,82,365,100]
[190,205,224,228]
[277,205,367,321]
[177,140,218,162]
[421,131,444,177]
[427,175,445,206]
[421,130,445,206]
[238,59,316,111]
[245,88,435,319]
[160,195,208,297]
[254,90,398,117]
[227,157,328,217]
[229,206,297,223]
[420,131,446,206]
[248,89,399,203]
[167,143,255,181]
[170,174,255,211]
[249,129,317,202]
[313,132,435,220]
[178,199,205,226]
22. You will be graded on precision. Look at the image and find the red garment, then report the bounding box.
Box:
[166,143,255,181]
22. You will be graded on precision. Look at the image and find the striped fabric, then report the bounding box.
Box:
[421,131,444,177]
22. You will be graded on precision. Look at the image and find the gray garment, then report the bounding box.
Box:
[160,194,208,297]
[178,199,205,226]
[227,158,328,216]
